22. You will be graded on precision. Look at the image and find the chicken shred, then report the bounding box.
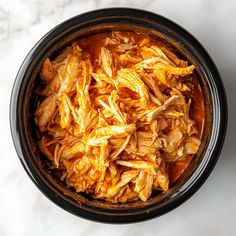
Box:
[34,31,203,203]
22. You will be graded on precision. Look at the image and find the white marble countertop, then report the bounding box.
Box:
[0,0,235,235]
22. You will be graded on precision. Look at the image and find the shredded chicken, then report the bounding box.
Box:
[34,31,204,203]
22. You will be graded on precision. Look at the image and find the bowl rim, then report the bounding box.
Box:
[10,7,227,223]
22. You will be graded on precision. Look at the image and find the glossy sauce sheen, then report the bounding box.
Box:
[79,32,169,65]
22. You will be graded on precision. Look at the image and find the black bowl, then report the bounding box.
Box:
[10,8,227,223]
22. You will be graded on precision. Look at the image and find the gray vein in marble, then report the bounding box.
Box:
[0,7,10,40]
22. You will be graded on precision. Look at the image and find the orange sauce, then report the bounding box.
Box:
[190,75,205,138]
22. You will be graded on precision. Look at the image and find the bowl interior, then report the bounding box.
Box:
[23,22,213,213]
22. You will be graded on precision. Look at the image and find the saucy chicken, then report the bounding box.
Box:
[34,31,204,203]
